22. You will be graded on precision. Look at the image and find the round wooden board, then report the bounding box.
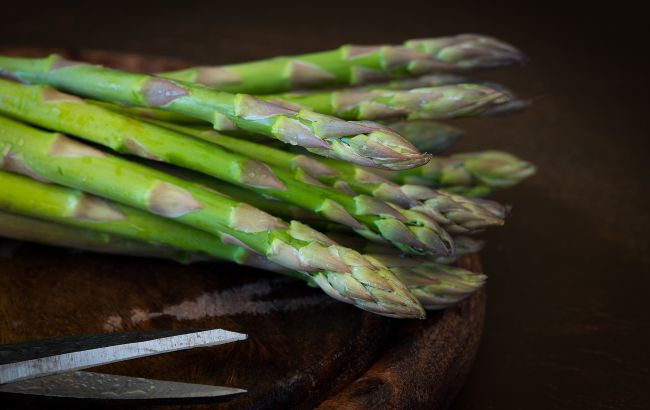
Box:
[0,48,486,409]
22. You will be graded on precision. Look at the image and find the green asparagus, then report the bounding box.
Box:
[381,151,536,196]
[0,171,253,264]
[0,55,428,170]
[145,120,505,235]
[0,116,425,318]
[0,80,452,255]
[361,76,528,117]
[383,120,464,153]
[264,83,512,121]
[323,230,485,267]
[400,185,506,234]
[0,210,205,263]
[366,254,486,310]
[0,208,482,311]
[160,34,524,93]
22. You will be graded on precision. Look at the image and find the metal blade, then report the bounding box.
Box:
[0,329,246,384]
[0,371,245,404]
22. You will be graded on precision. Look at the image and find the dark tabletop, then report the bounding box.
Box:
[1,1,648,409]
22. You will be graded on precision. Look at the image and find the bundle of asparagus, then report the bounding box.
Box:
[0,34,534,319]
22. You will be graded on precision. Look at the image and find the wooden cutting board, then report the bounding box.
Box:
[0,48,486,409]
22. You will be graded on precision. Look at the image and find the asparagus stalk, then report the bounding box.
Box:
[146,119,414,207]
[264,83,512,121]
[0,81,452,256]
[90,101,207,124]
[146,120,505,235]
[90,74,524,127]
[0,56,428,170]
[159,34,524,93]
[383,120,464,153]
[381,151,536,196]
[0,117,425,318]
[0,209,480,311]
[0,210,205,263]
[360,76,528,117]
[188,162,504,239]
[0,171,255,265]
[314,157,507,234]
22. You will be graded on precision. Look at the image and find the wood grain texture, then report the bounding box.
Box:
[0,48,485,409]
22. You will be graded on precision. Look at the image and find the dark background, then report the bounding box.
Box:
[1,1,648,408]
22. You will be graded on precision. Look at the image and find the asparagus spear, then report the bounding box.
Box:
[383,120,464,153]
[90,101,207,124]
[400,185,506,234]
[0,81,451,255]
[381,151,536,196]
[264,83,512,121]
[159,34,524,93]
[360,76,528,116]
[146,120,505,235]
[90,74,523,126]
[187,163,504,239]
[0,210,204,263]
[0,209,480,311]
[0,55,428,170]
[324,230,484,264]
[0,117,425,318]
[365,254,486,310]
[0,171,255,265]
[145,118,413,207]
[313,157,507,233]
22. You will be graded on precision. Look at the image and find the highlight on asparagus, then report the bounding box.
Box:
[0,33,535,318]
